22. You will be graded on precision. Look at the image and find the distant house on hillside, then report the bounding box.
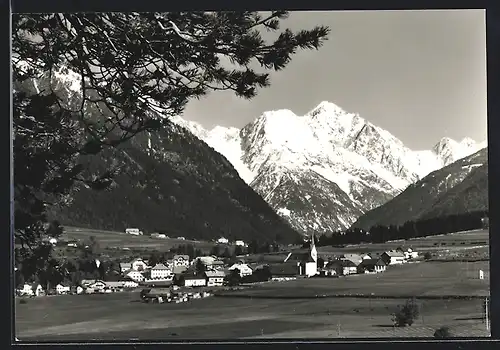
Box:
[381,251,406,265]
[235,240,246,247]
[126,228,143,235]
[357,259,387,274]
[217,237,229,244]
[404,248,419,260]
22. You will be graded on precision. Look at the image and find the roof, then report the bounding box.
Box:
[152,263,170,270]
[326,260,357,268]
[384,251,406,258]
[269,262,298,276]
[358,259,386,267]
[173,255,190,261]
[284,251,313,263]
[173,265,188,274]
[229,263,253,271]
[105,281,125,288]
[183,274,206,280]
[120,263,132,269]
[205,270,226,278]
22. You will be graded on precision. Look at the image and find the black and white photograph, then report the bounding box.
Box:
[12,9,490,341]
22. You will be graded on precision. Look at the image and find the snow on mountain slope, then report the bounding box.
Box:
[171,101,486,235]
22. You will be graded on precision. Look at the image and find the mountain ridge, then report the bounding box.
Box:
[172,101,486,234]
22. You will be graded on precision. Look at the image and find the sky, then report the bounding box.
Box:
[181,10,487,150]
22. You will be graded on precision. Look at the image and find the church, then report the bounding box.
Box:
[283,233,318,277]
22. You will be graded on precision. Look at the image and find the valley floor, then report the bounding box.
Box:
[16,261,490,341]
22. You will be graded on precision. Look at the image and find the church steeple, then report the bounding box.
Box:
[310,233,317,263]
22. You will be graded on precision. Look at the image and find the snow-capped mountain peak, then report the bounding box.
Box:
[170,101,486,235]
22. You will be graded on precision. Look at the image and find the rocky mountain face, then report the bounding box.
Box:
[15,64,301,244]
[351,148,488,230]
[172,101,485,235]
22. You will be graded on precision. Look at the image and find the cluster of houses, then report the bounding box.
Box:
[215,237,248,247]
[16,234,420,298]
[267,235,419,280]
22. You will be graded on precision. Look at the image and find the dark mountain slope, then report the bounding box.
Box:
[45,114,301,244]
[421,164,488,220]
[351,148,488,230]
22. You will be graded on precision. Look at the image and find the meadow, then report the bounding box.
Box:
[16,260,490,341]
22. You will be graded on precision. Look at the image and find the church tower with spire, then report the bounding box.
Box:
[310,233,318,263]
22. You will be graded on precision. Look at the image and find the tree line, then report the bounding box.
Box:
[314,211,488,247]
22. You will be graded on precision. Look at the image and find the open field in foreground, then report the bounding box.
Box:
[16,291,490,341]
[221,261,490,298]
[16,261,490,341]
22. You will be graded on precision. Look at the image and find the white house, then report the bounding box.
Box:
[217,237,229,244]
[151,263,172,279]
[123,280,139,288]
[381,251,407,265]
[404,249,419,260]
[49,237,58,245]
[131,258,148,271]
[235,240,246,247]
[173,255,190,268]
[76,286,85,294]
[177,236,186,240]
[126,228,143,235]
[87,280,106,293]
[229,262,253,277]
[126,270,145,282]
[205,270,225,286]
[183,275,207,287]
[56,284,71,295]
[19,283,38,296]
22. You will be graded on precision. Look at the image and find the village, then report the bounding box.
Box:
[15,233,422,304]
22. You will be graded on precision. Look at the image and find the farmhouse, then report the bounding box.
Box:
[217,237,229,244]
[87,280,107,293]
[235,240,246,247]
[357,259,387,274]
[56,284,71,295]
[120,263,132,273]
[130,258,148,271]
[182,274,207,287]
[104,281,125,292]
[18,283,44,296]
[341,253,363,266]
[229,262,253,277]
[381,251,406,265]
[404,248,419,260]
[173,255,190,267]
[151,263,172,279]
[326,260,358,276]
[126,270,145,282]
[205,270,225,286]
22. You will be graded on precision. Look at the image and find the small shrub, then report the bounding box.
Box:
[434,326,452,338]
[423,252,432,260]
[393,298,420,327]
[19,299,27,304]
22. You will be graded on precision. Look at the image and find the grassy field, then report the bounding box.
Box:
[16,289,489,341]
[219,261,490,298]
[16,260,490,341]
[317,229,489,256]
[60,226,221,254]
